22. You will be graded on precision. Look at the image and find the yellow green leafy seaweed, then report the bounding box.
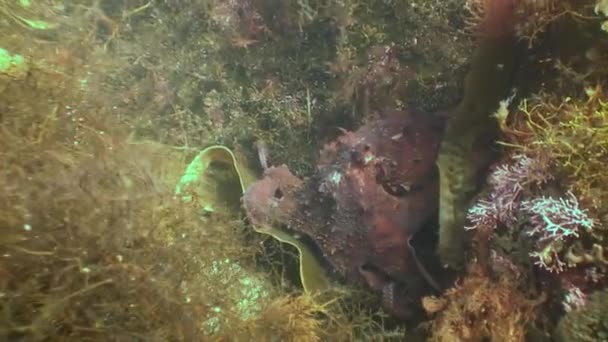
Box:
[175,145,331,294]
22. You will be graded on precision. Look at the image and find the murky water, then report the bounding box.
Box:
[1,1,607,341]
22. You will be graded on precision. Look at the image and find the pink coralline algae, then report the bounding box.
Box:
[466,153,552,233]
[466,153,596,273]
[465,151,607,321]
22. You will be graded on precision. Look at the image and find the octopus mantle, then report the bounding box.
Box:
[243,110,443,313]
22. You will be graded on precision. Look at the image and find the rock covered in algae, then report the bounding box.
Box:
[556,288,608,342]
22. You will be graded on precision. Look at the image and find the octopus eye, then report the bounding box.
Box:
[380,182,410,197]
[350,150,362,164]
[274,187,284,200]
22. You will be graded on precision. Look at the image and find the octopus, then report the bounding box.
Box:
[243,110,444,320]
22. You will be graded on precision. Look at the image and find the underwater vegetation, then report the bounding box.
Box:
[435,1,608,339]
[1,0,608,341]
[422,263,543,341]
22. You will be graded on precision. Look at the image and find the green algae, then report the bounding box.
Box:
[176,145,331,294]
[0,47,28,79]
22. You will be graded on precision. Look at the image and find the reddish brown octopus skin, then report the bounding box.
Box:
[243,110,443,320]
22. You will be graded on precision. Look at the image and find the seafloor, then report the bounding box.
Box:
[1,1,607,341]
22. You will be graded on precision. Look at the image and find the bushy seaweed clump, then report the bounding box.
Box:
[510,87,608,230]
[422,263,542,342]
[0,55,269,340]
[1,62,183,339]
